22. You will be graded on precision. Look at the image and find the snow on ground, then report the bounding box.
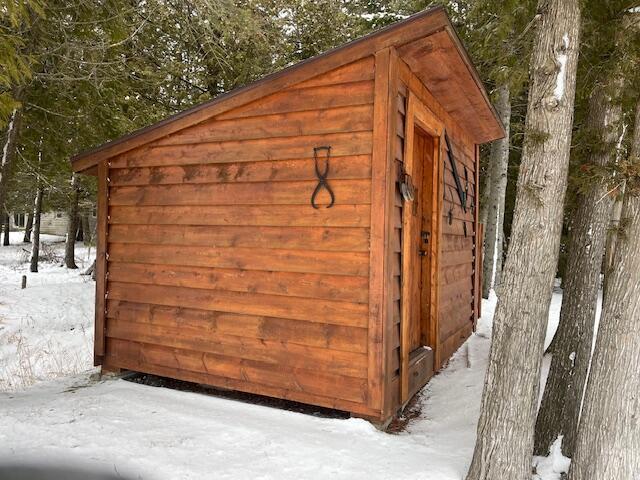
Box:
[0,236,586,479]
[0,232,96,391]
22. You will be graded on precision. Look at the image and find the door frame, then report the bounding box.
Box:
[400,92,444,403]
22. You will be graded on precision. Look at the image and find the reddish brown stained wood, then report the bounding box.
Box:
[216,81,374,120]
[109,224,370,252]
[153,104,373,146]
[108,243,369,277]
[108,179,371,207]
[109,204,371,228]
[107,262,369,304]
[107,300,368,353]
[106,325,368,383]
[106,344,378,415]
[109,156,372,186]
[94,160,108,364]
[368,47,392,415]
[292,57,375,89]
[111,131,373,169]
[108,281,369,327]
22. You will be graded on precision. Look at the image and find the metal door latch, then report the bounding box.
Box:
[418,250,428,257]
[421,231,430,244]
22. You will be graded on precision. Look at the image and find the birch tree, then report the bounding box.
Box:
[567,97,640,480]
[482,84,510,297]
[466,1,581,478]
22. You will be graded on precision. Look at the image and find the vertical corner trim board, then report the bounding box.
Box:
[369,48,393,414]
[95,159,109,365]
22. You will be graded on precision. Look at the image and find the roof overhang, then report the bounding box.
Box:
[72,6,504,174]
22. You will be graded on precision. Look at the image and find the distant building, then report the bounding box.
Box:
[9,210,96,237]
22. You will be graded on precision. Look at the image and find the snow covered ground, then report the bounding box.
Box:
[0,233,588,479]
[0,232,96,391]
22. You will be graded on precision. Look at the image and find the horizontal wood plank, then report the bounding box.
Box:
[107,323,367,382]
[291,57,374,89]
[112,131,372,169]
[109,156,371,186]
[154,105,373,146]
[106,341,376,413]
[109,205,371,228]
[106,300,368,353]
[108,243,369,276]
[108,224,370,252]
[108,263,369,304]
[109,179,371,207]
[216,81,374,120]
[108,281,368,327]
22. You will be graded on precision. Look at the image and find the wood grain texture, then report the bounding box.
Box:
[105,339,378,416]
[108,180,371,207]
[106,300,368,353]
[108,281,368,327]
[108,243,369,276]
[94,160,108,364]
[154,104,373,146]
[108,263,369,303]
[109,224,370,252]
[109,156,371,186]
[109,205,371,228]
[111,131,373,169]
[106,324,368,382]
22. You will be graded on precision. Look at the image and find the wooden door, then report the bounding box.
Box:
[400,93,443,403]
[407,131,427,354]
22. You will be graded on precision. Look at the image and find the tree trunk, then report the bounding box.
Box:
[466,2,581,479]
[567,100,640,480]
[64,174,79,269]
[23,210,33,243]
[81,215,92,245]
[76,220,83,242]
[534,85,622,457]
[2,213,9,246]
[0,107,23,216]
[482,84,511,298]
[603,181,625,296]
[30,185,43,273]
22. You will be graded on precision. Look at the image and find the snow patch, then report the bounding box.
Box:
[533,436,571,480]
[553,34,570,101]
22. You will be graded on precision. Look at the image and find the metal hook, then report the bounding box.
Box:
[311,146,335,209]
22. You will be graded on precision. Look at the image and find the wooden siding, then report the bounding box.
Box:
[101,57,378,416]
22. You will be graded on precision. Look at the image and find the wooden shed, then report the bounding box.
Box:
[71,6,504,425]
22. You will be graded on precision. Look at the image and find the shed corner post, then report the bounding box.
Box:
[368,46,399,421]
[94,158,109,367]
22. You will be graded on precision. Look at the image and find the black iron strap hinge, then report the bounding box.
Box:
[444,131,467,213]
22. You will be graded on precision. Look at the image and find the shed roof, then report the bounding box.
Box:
[72,6,504,173]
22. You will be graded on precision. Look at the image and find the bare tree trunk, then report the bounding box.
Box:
[75,221,83,242]
[0,107,23,216]
[29,185,43,273]
[567,100,640,480]
[534,85,622,457]
[2,212,9,246]
[482,84,511,298]
[23,210,33,243]
[603,181,625,296]
[80,215,91,245]
[466,2,581,479]
[64,174,79,269]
